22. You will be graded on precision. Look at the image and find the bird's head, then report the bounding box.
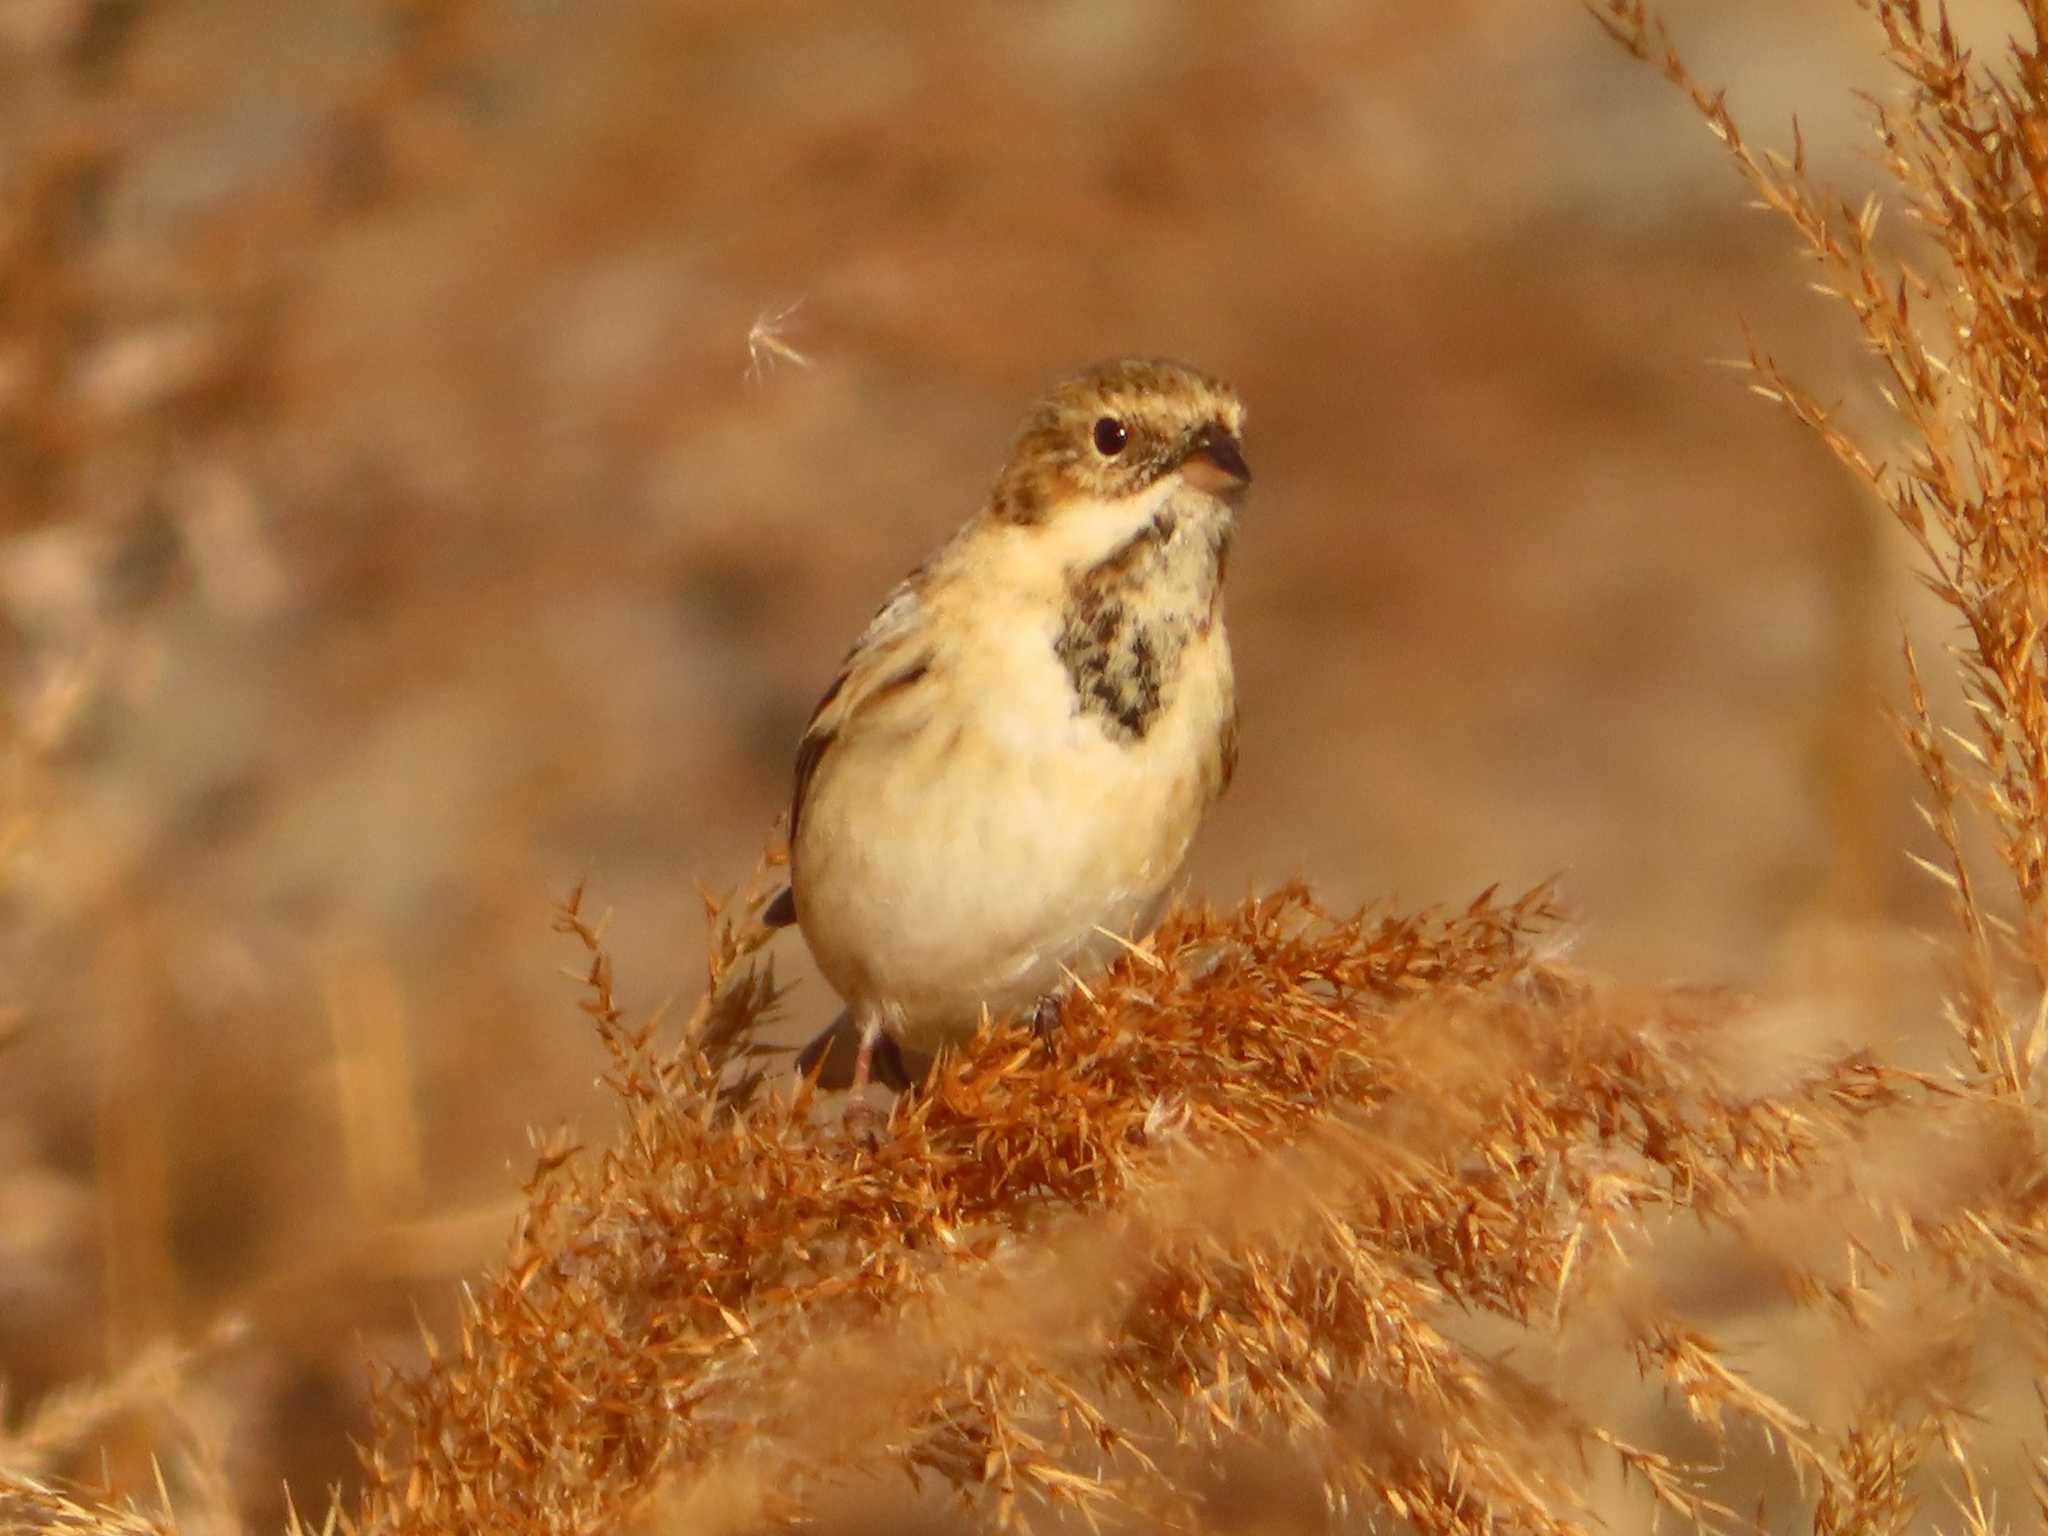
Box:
[989,358,1250,535]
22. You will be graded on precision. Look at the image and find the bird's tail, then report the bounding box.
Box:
[793,1007,914,1091]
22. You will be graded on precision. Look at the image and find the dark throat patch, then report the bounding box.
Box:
[1053,508,1223,742]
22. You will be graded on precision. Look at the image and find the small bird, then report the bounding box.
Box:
[764,357,1250,1109]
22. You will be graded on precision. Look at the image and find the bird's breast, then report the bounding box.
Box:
[791,616,1233,1031]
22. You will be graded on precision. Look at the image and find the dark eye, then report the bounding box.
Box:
[1092,416,1129,456]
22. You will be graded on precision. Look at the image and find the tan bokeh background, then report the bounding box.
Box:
[0,0,2000,1523]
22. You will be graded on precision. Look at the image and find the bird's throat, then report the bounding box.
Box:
[1051,496,1228,742]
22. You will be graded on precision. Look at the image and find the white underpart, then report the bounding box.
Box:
[792,470,1236,1059]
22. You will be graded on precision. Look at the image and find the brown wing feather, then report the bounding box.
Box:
[1217,701,1239,795]
[788,718,837,845]
[789,655,934,841]
[785,570,936,855]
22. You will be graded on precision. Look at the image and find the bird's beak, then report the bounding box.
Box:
[1177,422,1252,496]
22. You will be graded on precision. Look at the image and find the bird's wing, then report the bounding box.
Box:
[764,573,937,931]
[788,575,936,847]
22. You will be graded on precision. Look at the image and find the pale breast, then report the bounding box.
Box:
[793,614,1234,1038]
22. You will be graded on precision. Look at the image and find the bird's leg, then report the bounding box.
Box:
[841,1005,887,1139]
[1032,990,1065,1055]
[847,1015,881,1095]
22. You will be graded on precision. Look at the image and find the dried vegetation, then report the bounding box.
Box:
[18,0,2048,1531]
[350,868,1937,1534]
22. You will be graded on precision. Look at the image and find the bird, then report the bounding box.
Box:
[763,357,1250,1112]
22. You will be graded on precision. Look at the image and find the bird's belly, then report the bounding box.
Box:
[793,703,1211,1043]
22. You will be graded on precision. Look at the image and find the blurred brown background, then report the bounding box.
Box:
[0,0,1998,1524]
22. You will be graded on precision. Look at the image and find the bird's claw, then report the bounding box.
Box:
[840,1095,883,1146]
[1032,993,1063,1055]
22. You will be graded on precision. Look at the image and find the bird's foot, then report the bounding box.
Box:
[840,1092,884,1147]
[834,1008,893,1148]
[1031,992,1064,1055]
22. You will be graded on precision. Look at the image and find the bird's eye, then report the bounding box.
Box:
[1092,416,1129,456]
